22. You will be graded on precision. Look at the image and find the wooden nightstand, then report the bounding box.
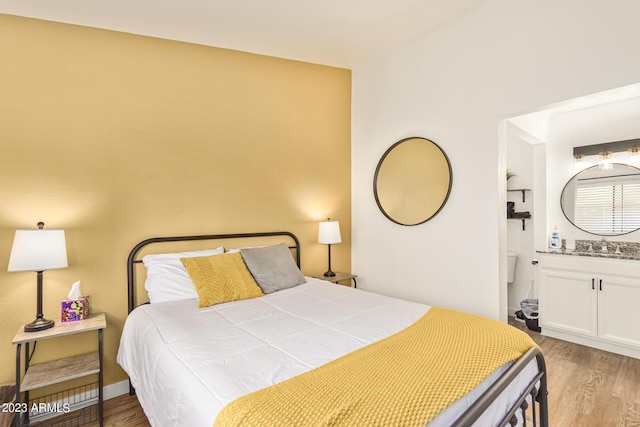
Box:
[12,313,106,427]
[312,272,358,288]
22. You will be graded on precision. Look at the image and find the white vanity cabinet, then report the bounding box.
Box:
[537,253,640,359]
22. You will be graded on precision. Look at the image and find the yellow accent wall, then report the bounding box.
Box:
[0,15,351,388]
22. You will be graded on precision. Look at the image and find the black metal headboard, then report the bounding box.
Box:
[126,231,301,314]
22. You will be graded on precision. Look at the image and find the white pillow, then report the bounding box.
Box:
[142,247,224,303]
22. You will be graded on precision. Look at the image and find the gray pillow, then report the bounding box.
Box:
[240,243,306,294]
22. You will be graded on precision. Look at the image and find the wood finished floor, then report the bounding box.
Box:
[99,318,640,426]
[509,317,640,426]
[86,394,150,427]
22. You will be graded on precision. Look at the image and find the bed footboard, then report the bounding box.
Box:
[452,346,548,427]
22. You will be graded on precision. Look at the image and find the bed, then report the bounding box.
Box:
[117,231,548,427]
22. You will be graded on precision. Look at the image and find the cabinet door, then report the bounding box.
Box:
[539,267,597,338]
[598,274,640,348]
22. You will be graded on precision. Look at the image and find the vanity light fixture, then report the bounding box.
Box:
[8,222,68,332]
[573,138,640,171]
[573,153,585,171]
[598,151,613,170]
[628,147,640,165]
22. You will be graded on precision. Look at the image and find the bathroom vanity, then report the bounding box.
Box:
[537,251,640,359]
[532,152,640,358]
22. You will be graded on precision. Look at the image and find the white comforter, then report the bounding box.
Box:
[118,277,536,426]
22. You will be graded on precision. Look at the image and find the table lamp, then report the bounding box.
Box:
[8,222,68,332]
[318,218,341,277]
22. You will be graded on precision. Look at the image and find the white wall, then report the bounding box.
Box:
[506,130,536,314]
[352,0,640,320]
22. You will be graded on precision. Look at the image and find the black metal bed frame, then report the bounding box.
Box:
[125,231,548,427]
[452,346,548,427]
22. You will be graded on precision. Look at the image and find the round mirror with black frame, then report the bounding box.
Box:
[373,137,452,226]
[561,163,640,236]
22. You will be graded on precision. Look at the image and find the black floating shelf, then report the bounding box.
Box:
[507,188,531,203]
[508,215,531,230]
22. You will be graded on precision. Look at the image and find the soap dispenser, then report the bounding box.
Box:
[550,225,561,249]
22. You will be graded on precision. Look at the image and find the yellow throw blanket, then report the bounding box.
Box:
[214,307,537,427]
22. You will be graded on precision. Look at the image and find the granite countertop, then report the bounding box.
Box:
[536,248,640,261]
[536,239,640,261]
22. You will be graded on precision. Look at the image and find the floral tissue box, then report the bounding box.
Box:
[61,296,90,322]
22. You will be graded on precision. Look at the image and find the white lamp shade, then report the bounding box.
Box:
[318,220,342,245]
[8,229,68,272]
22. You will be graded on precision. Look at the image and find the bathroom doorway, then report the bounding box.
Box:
[504,123,545,317]
[502,82,640,318]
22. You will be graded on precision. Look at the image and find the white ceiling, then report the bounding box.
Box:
[0,0,484,68]
[508,83,640,145]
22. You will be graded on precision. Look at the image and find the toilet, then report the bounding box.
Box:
[507,251,518,284]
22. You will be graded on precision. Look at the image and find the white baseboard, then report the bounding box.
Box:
[104,380,130,400]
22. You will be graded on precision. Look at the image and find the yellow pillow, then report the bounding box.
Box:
[180,252,264,308]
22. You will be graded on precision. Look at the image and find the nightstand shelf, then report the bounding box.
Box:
[12,313,106,427]
[20,352,100,391]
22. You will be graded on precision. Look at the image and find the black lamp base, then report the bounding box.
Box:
[324,243,336,277]
[24,317,55,333]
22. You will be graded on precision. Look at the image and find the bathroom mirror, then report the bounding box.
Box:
[561,163,640,236]
[373,137,452,226]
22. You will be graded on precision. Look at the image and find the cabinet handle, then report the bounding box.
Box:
[592,278,595,290]
[599,279,603,291]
